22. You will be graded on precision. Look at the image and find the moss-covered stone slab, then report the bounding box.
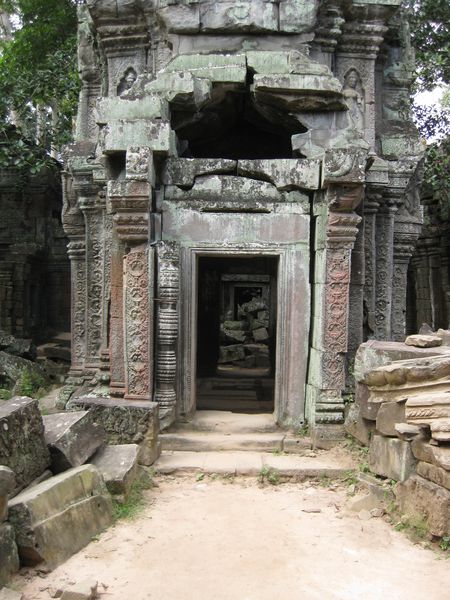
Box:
[8,465,113,569]
[0,397,50,493]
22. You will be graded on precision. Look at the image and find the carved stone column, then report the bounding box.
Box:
[363,190,381,337]
[67,238,86,375]
[374,197,398,339]
[392,221,421,340]
[155,241,180,430]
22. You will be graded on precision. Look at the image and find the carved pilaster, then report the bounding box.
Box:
[123,244,154,401]
[155,241,179,429]
[363,190,381,336]
[392,226,419,341]
[67,239,86,374]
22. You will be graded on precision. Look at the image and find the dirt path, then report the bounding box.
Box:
[17,477,449,600]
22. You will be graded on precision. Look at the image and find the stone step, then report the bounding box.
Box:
[160,431,285,452]
[154,451,352,478]
[170,410,278,433]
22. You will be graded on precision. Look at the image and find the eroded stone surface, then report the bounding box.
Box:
[0,397,50,492]
[416,461,450,491]
[8,465,113,569]
[376,400,406,437]
[396,474,450,537]
[0,466,15,522]
[43,411,106,473]
[405,334,442,348]
[0,523,19,587]
[368,435,416,481]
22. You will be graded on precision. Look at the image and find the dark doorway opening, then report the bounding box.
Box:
[196,256,278,413]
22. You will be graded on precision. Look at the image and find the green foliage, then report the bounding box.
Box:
[113,475,154,521]
[394,514,429,541]
[0,387,12,400]
[405,0,450,91]
[0,0,80,168]
[296,423,309,438]
[439,535,450,552]
[18,367,44,397]
[258,465,280,486]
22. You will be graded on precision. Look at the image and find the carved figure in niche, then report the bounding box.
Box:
[343,68,365,131]
[117,67,137,96]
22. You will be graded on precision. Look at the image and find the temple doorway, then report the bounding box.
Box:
[196,256,278,413]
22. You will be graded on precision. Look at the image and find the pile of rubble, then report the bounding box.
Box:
[0,395,160,590]
[218,297,270,371]
[346,330,450,538]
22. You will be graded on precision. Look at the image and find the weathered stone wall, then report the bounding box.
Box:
[65,1,424,440]
[0,163,70,340]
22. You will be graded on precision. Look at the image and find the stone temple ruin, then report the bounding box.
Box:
[64,0,424,444]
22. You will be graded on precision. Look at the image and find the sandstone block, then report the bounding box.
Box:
[437,328,450,346]
[394,423,422,441]
[369,435,416,481]
[405,334,442,348]
[90,444,139,498]
[43,411,106,473]
[279,0,318,33]
[0,523,19,587]
[430,419,450,442]
[200,1,278,33]
[376,400,406,437]
[405,392,450,442]
[67,397,160,466]
[396,474,450,537]
[0,397,50,492]
[344,402,375,447]
[8,465,113,568]
[416,461,450,491]
[410,438,450,471]
[0,466,15,521]
[356,382,379,421]
[60,580,98,600]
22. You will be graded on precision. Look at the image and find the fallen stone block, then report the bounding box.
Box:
[67,397,160,466]
[416,461,450,491]
[406,392,450,441]
[405,334,442,348]
[396,474,450,537]
[430,418,450,442]
[8,465,113,569]
[0,523,20,587]
[0,466,15,521]
[43,411,106,473]
[376,400,406,437]
[369,435,416,482]
[344,402,375,447]
[356,383,379,421]
[60,580,98,600]
[0,397,50,492]
[437,328,450,346]
[90,444,139,499]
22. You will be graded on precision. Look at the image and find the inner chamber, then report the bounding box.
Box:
[196,256,278,413]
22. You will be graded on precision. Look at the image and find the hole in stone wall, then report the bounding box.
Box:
[106,152,126,180]
[172,87,306,160]
[196,255,278,413]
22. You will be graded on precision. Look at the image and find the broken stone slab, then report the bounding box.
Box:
[43,411,106,473]
[394,423,422,441]
[162,158,236,187]
[90,444,139,499]
[376,400,406,437]
[279,0,318,33]
[430,419,450,442]
[199,2,278,33]
[0,467,15,521]
[357,472,395,505]
[157,3,200,33]
[8,464,113,569]
[437,329,450,346]
[364,355,450,389]
[368,435,416,482]
[353,340,450,383]
[218,344,245,364]
[67,397,159,466]
[0,523,20,587]
[237,159,320,191]
[395,474,450,537]
[220,328,246,344]
[355,382,379,421]
[60,579,98,600]
[344,402,375,447]
[0,397,50,493]
[405,334,442,348]
[0,332,36,360]
[252,327,269,342]
[416,461,450,491]
[0,351,49,394]
[411,438,450,471]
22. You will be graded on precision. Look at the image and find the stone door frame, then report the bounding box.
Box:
[177,243,310,428]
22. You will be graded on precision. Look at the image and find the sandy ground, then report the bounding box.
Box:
[16,476,450,600]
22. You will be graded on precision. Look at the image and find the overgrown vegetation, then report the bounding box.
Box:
[18,367,45,397]
[258,466,280,486]
[112,472,155,521]
[0,0,80,171]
